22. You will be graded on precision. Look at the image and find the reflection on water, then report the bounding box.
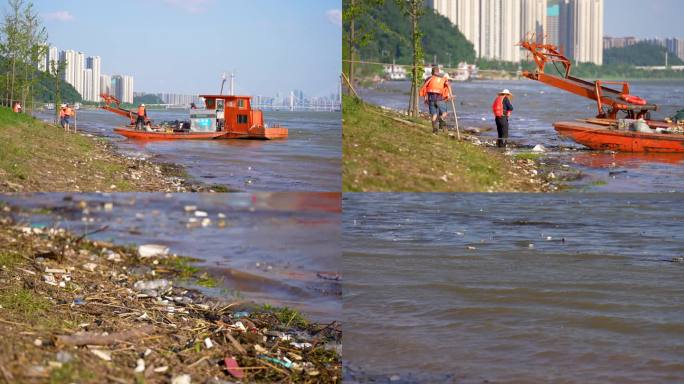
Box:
[35,109,341,192]
[1,193,341,322]
[360,80,684,192]
[343,193,684,383]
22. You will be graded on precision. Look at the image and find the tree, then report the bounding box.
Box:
[343,0,384,95]
[0,0,47,111]
[396,0,423,117]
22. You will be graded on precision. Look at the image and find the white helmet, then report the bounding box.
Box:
[499,89,512,95]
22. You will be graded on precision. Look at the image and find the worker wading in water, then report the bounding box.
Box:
[492,89,514,148]
[419,66,453,134]
[136,104,147,130]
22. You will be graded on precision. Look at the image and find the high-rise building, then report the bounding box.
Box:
[112,75,134,103]
[559,0,603,65]
[83,68,93,102]
[521,0,547,42]
[547,4,560,45]
[603,36,638,50]
[85,56,101,102]
[429,0,537,62]
[665,37,684,61]
[59,50,76,91]
[427,0,481,57]
[480,0,521,62]
[48,46,59,74]
[100,74,112,96]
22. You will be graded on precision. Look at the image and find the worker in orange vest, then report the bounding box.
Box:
[12,102,21,113]
[64,104,74,133]
[492,89,514,148]
[136,104,147,129]
[419,66,453,134]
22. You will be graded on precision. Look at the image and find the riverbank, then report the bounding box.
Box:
[0,107,232,192]
[0,202,340,383]
[342,96,555,192]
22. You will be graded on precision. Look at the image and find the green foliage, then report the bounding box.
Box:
[354,1,475,65]
[604,42,684,67]
[133,94,164,105]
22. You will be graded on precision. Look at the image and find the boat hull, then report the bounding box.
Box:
[114,128,225,140]
[553,121,684,153]
[219,127,289,140]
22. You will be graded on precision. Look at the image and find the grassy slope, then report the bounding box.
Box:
[343,97,538,192]
[0,107,148,191]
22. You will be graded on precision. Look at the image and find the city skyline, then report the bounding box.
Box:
[33,0,341,98]
[428,0,603,65]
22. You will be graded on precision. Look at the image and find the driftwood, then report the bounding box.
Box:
[56,325,154,346]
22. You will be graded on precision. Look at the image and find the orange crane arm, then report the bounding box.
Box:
[99,93,151,125]
[519,41,657,119]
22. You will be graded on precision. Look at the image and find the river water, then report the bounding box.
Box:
[1,193,341,322]
[343,193,684,383]
[359,80,684,192]
[35,109,341,192]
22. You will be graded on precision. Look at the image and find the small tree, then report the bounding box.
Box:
[396,0,423,117]
[50,58,64,124]
[343,0,384,95]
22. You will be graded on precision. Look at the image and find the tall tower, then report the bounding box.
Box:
[559,0,603,65]
[428,0,481,57]
[521,0,547,43]
[86,56,101,102]
[480,0,521,62]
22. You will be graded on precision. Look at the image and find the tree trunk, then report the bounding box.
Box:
[409,12,419,117]
[348,0,356,96]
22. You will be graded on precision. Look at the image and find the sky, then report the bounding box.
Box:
[604,0,681,38]
[30,0,341,97]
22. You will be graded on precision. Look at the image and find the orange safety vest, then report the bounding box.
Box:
[138,106,146,117]
[64,107,73,117]
[12,103,20,113]
[59,108,65,118]
[419,75,451,99]
[492,95,511,117]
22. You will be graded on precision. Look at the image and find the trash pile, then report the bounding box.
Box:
[0,206,341,383]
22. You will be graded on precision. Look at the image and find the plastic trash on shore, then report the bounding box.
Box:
[531,144,546,152]
[133,279,171,291]
[138,244,169,258]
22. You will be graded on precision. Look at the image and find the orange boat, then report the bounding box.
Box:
[553,121,684,152]
[520,40,684,153]
[112,128,226,140]
[100,93,288,141]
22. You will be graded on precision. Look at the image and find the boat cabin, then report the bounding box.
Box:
[191,95,264,137]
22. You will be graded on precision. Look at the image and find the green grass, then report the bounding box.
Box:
[0,287,51,317]
[0,252,22,268]
[343,96,533,192]
[261,304,309,328]
[0,107,158,191]
[514,152,543,161]
[49,363,96,384]
[160,256,200,278]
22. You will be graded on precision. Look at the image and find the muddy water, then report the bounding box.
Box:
[343,193,684,383]
[35,109,341,192]
[359,80,684,192]
[1,193,341,322]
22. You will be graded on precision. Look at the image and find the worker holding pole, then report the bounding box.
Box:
[492,89,514,148]
[419,66,453,134]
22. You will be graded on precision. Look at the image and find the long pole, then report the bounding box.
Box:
[449,86,460,140]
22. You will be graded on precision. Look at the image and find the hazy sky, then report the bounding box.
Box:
[604,0,679,38]
[31,0,341,97]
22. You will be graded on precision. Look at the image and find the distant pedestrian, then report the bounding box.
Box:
[492,89,513,148]
[64,104,74,133]
[59,104,67,130]
[12,102,21,113]
[419,66,453,134]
